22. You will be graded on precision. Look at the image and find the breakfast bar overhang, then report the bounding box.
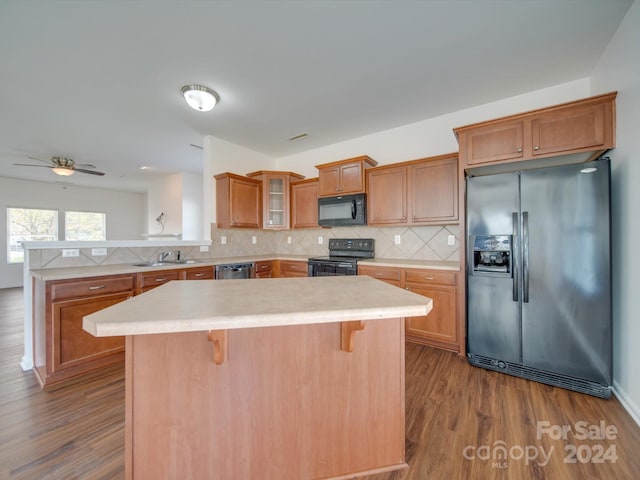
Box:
[83,275,432,480]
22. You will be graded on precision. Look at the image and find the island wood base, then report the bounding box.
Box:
[125,318,407,480]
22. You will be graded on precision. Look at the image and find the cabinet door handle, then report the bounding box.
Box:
[533,146,540,151]
[194,273,205,277]
[88,285,105,290]
[424,276,435,280]
[155,278,167,282]
[517,148,523,153]
[402,216,406,220]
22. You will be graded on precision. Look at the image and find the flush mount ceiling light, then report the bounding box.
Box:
[52,166,75,176]
[181,85,219,112]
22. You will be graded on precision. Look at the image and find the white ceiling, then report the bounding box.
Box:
[0,0,633,192]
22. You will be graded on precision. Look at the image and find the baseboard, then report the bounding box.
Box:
[612,380,640,427]
[20,356,33,371]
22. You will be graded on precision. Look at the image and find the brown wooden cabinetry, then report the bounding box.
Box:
[357,265,402,288]
[33,274,134,388]
[276,260,308,278]
[247,171,304,230]
[33,264,217,388]
[455,92,616,168]
[316,156,377,197]
[290,178,319,229]
[403,269,457,350]
[183,266,214,280]
[214,172,262,228]
[358,265,459,353]
[367,153,458,226]
[255,260,273,278]
[137,270,181,293]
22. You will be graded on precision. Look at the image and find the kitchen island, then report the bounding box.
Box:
[83,275,432,480]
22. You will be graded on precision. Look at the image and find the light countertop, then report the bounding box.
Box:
[358,258,460,271]
[83,276,432,337]
[31,255,459,281]
[29,255,310,281]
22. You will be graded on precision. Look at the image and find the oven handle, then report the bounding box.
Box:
[337,263,355,268]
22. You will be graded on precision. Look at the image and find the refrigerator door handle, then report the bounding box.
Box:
[523,211,530,303]
[512,212,519,302]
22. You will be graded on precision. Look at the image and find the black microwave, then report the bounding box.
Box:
[318,193,367,227]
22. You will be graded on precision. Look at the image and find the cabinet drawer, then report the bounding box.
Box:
[359,266,401,283]
[140,270,181,289]
[279,260,308,277]
[50,275,135,300]
[255,261,273,273]
[404,269,456,286]
[255,260,273,278]
[184,267,214,280]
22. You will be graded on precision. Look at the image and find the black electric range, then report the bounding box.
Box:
[307,238,374,276]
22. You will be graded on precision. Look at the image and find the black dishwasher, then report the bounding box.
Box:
[215,263,255,279]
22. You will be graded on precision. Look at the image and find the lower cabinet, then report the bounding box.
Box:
[33,274,134,388]
[137,270,181,293]
[183,266,215,280]
[358,265,459,353]
[255,260,273,278]
[404,270,457,351]
[276,260,309,277]
[33,265,216,388]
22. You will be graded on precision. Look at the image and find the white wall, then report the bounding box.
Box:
[203,79,591,230]
[147,172,204,240]
[147,173,183,235]
[203,136,276,227]
[0,176,145,288]
[182,172,203,241]
[591,0,640,424]
[275,79,591,173]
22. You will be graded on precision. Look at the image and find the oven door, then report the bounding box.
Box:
[308,261,357,276]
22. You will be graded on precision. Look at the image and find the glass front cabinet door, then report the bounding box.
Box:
[246,171,305,230]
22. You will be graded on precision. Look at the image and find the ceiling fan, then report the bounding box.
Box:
[13,156,106,177]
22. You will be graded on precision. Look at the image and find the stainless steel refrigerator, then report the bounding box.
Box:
[466,158,612,398]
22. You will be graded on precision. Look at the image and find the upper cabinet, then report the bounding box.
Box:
[214,173,262,229]
[316,155,378,197]
[290,178,319,229]
[247,171,304,230]
[454,92,616,169]
[367,153,458,226]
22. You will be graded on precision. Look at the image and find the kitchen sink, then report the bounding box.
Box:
[131,262,173,267]
[131,259,199,267]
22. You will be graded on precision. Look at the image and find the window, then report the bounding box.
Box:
[7,208,58,263]
[65,211,106,241]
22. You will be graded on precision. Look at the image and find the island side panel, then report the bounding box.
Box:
[126,318,406,480]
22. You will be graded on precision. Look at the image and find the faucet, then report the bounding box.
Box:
[158,251,172,262]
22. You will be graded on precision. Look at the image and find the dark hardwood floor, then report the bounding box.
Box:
[1,286,639,479]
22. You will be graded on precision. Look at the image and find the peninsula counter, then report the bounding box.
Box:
[84,275,432,480]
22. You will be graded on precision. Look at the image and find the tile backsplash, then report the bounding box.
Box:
[29,225,460,270]
[211,225,460,261]
[28,245,213,270]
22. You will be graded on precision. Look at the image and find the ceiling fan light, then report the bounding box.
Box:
[181,85,218,112]
[52,167,74,176]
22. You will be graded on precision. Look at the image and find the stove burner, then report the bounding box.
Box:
[308,238,374,276]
